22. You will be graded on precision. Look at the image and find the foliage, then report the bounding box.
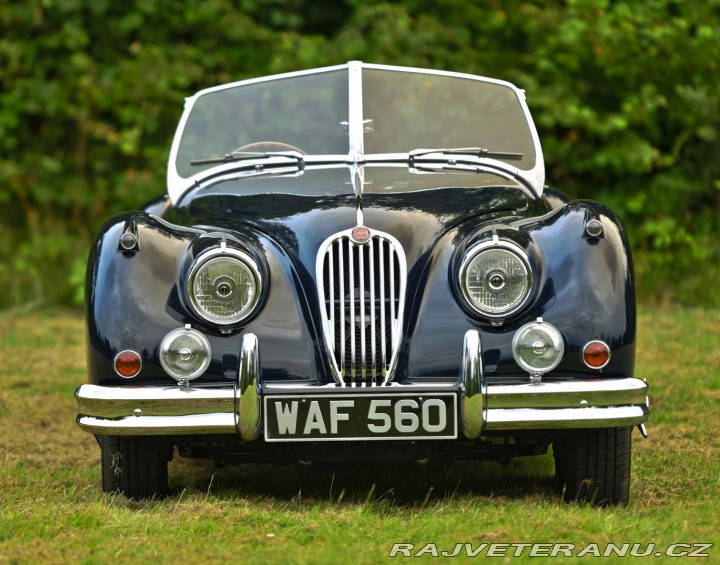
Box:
[1,0,718,308]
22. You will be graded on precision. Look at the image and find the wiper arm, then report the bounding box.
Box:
[190,151,305,166]
[409,147,524,161]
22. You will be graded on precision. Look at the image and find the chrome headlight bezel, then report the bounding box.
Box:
[459,238,534,319]
[187,247,262,326]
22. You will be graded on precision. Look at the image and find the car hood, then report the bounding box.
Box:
[180,167,540,268]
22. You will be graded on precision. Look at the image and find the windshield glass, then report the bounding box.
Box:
[362,69,535,170]
[176,69,349,178]
[173,64,538,181]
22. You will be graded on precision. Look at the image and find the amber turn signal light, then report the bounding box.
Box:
[582,340,611,369]
[114,350,142,378]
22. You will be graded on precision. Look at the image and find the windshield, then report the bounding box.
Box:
[170,63,543,197]
[362,69,536,170]
[176,69,349,178]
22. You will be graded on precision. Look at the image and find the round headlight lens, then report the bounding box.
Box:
[159,327,211,381]
[460,242,532,317]
[512,320,564,374]
[189,250,261,325]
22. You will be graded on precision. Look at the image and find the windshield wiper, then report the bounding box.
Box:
[190,151,305,167]
[409,147,524,161]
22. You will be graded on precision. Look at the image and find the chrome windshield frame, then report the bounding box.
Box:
[167,62,545,203]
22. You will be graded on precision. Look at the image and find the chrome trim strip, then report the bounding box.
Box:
[349,236,356,378]
[339,240,345,378]
[328,247,334,345]
[237,333,261,441]
[459,330,484,439]
[369,238,376,380]
[347,60,364,160]
[484,405,649,431]
[380,240,387,376]
[359,239,366,379]
[486,378,648,408]
[77,413,237,436]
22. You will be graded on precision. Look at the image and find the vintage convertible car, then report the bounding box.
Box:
[75,62,649,504]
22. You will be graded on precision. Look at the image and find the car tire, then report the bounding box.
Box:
[101,436,171,499]
[553,427,632,506]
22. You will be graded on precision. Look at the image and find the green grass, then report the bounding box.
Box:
[1,308,719,563]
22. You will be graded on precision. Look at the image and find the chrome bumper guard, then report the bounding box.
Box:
[76,331,649,439]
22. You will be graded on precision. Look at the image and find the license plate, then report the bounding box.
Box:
[264,392,457,441]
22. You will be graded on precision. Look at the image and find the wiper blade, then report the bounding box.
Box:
[409,147,524,161]
[190,151,304,166]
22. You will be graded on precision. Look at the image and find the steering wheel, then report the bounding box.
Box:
[234,141,306,154]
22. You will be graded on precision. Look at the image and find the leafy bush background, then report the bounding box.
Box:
[1,0,718,309]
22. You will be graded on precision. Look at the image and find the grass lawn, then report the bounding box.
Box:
[1,307,718,563]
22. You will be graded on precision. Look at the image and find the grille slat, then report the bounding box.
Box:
[369,239,376,381]
[318,230,406,385]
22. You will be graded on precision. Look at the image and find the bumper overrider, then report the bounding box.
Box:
[75,331,650,439]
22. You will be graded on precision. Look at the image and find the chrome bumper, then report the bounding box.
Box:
[459,330,649,438]
[76,331,649,438]
[76,334,262,441]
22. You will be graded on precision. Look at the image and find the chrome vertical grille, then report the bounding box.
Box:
[317,228,407,385]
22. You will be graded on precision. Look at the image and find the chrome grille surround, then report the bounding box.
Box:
[316,228,407,385]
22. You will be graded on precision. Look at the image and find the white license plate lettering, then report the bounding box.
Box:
[266,394,456,441]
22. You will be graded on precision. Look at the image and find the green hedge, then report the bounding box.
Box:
[1,0,718,308]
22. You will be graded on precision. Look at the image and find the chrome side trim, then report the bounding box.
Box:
[486,378,648,409]
[77,414,237,436]
[484,405,649,431]
[237,333,261,441]
[459,330,484,439]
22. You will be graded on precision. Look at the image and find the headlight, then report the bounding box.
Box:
[159,326,211,382]
[459,239,533,318]
[512,318,564,377]
[188,248,261,325]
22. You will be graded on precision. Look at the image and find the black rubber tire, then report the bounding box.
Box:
[101,436,171,499]
[553,427,632,506]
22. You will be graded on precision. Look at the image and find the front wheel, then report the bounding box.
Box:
[101,436,171,499]
[553,427,632,506]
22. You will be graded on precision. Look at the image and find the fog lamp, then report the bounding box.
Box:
[512,318,564,381]
[159,326,211,383]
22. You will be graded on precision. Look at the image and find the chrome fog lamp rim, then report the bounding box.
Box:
[159,327,212,381]
[459,239,533,319]
[512,318,565,375]
[187,247,262,326]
